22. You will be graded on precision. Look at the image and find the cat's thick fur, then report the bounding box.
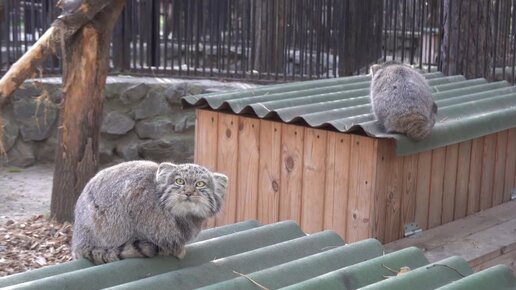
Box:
[71,161,228,264]
[370,61,438,141]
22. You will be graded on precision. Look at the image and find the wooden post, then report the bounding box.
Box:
[50,0,126,222]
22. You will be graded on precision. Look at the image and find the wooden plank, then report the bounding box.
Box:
[331,133,352,239]
[346,135,377,242]
[381,140,403,243]
[401,154,418,230]
[493,131,508,206]
[385,201,516,253]
[236,117,260,221]
[215,113,239,226]
[195,109,219,228]
[415,151,432,230]
[428,147,446,228]
[454,140,472,220]
[279,124,304,224]
[504,128,516,202]
[257,120,282,224]
[467,137,484,215]
[480,134,497,210]
[371,140,390,243]
[442,144,458,224]
[301,128,327,233]
[323,132,336,230]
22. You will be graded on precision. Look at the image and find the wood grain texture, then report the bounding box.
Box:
[380,140,403,243]
[401,154,418,228]
[331,134,352,239]
[492,131,508,206]
[467,137,484,215]
[323,132,337,230]
[415,151,432,230]
[236,118,260,221]
[279,124,304,223]
[215,113,239,226]
[504,128,516,202]
[454,140,472,219]
[257,120,282,224]
[346,135,377,242]
[480,134,497,210]
[442,144,458,224]
[194,110,219,228]
[428,147,446,229]
[301,128,327,233]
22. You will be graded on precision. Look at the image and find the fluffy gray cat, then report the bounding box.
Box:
[370,61,438,141]
[71,161,228,264]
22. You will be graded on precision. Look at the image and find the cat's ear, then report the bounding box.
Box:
[156,162,177,183]
[213,173,228,198]
[370,64,382,76]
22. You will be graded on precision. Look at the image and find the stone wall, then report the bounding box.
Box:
[0,76,256,168]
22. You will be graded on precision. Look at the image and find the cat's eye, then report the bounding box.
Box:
[195,181,206,188]
[175,178,185,185]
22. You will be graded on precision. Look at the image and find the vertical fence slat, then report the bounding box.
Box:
[279,123,304,224]
[332,133,352,239]
[415,150,431,230]
[480,134,497,210]
[236,117,260,221]
[442,143,459,224]
[467,137,484,215]
[194,110,219,228]
[257,120,282,224]
[216,113,239,226]
[504,128,516,202]
[454,140,472,219]
[301,128,327,233]
[493,130,508,206]
[346,136,377,242]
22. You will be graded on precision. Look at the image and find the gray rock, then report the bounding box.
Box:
[163,84,186,105]
[138,134,194,163]
[13,98,58,142]
[120,83,151,105]
[135,118,174,139]
[1,116,19,152]
[34,128,57,163]
[99,140,116,165]
[104,82,132,100]
[114,133,144,161]
[133,93,172,120]
[101,111,135,135]
[173,111,196,133]
[5,140,35,168]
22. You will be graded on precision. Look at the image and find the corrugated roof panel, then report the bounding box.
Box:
[182,74,516,155]
[3,221,304,290]
[200,239,384,290]
[279,247,429,290]
[436,265,516,290]
[1,220,515,290]
[108,231,344,289]
[360,257,474,290]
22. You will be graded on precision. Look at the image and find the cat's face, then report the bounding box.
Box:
[155,163,228,218]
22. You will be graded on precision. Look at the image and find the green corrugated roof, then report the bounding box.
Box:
[182,73,516,155]
[1,221,515,290]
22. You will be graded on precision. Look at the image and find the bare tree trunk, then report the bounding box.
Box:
[441,0,493,80]
[50,0,126,223]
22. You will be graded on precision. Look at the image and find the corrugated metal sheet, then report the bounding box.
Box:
[1,221,515,290]
[182,73,516,155]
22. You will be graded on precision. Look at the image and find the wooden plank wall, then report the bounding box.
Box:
[196,110,516,243]
[375,127,516,243]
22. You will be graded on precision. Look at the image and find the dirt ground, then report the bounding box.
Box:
[0,164,54,222]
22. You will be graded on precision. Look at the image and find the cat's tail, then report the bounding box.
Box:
[73,241,158,264]
[402,112,434,141]
[386,112,434,141]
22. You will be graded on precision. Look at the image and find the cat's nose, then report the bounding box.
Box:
[185,192,193,197]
